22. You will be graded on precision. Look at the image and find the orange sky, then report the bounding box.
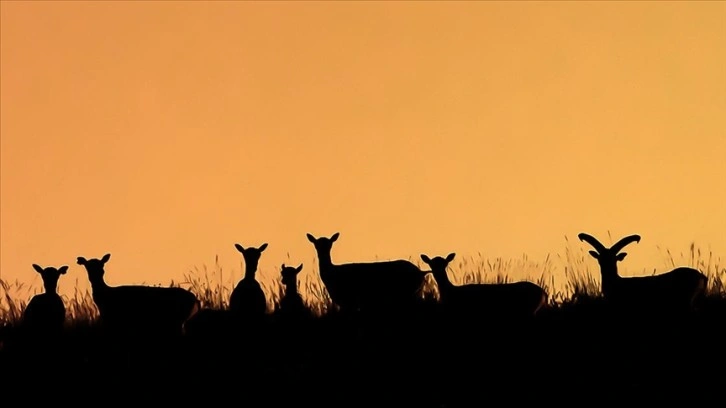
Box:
[1,1,724,298]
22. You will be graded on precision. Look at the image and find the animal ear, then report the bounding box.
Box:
[446,253,456,263]
[58,265,69,274]
[281,263,286,270]
[420,254,431,264]
[32,264,44,274]
[331,232,339,242]
[101,253,111,263]
[616,252,627,262]
[259,243,268,252]
[77,257,87,265]
[296,263,303,272]
[306,233,316,243]
[588,250,600,259]
[235,243,245,253]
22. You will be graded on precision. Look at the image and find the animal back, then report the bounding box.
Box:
[229,280,267,316]
[95,285,197,326]
[23,293,66,331]
[612,267,707,310]
[324,260,426,309]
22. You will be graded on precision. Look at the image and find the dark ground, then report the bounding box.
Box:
[1,297,725,406]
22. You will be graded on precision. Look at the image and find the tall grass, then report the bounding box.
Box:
[2,238,724,327]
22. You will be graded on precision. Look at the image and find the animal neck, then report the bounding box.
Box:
[599,262,621,296]
[433,270,454,295]
[43,281,58,294]
[243,261,259,280]
[316,251,333,275]
[284,282,299,298]
[88,274,108,291]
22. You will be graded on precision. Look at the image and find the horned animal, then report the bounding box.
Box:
[578,232,708,314]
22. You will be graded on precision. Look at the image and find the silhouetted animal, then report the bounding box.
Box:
[306,232,430,313]
[76,253,200,338]
[277,263,309,321]
[578,232,708,315]
[421,253,548,319]
[22,264,67,337]
[229,243,268,320]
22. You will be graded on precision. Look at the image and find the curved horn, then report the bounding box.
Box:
[577,233,607,253]
[610,234,641,254]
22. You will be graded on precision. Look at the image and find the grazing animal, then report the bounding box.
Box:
[578,232,708,315]
[277,263,309,320]
[229,243,268,320]
[420,253,548,319]
[306,232,430,314]
[22,264,67,337]
[76,253,200,338]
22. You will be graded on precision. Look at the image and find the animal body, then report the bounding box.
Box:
[229,243,268,321]
[306,232,430,314]
[420,253,548,319]
[76,253,200,338]
[22,264,68,338]
[277,263,309,321]
[578,232,708,315]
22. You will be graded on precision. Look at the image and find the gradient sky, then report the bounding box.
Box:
[1,1,724,298]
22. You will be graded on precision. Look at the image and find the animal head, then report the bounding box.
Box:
[234,242,268,267]
[420,253,456,276]
[280,263,303,287]
[31,264,68,292]
[76,253,111,282]
[578,233,641,277]
[306,232,339,254]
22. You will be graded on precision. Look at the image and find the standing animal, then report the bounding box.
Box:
[306,232,430,314]
[229,243,268,320]
[420,253,548,319]
[76,253,200,338]
[578,232,708,315]
[22,264,67,337]
[277,263,309,321]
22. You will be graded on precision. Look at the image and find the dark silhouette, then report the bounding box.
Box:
[277,263,310,321]
[2,230,725,402]
[306,232,429,314]
[578,233,708,316]
[267,262,315,376]
[229,243,268,321]
[420,253,548,320]
[22,264,67,338]
[76,253,200,340]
